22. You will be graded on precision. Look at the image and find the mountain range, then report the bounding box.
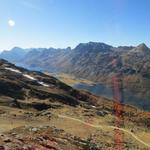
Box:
[0,42,150,110]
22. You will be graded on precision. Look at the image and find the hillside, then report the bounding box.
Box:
[0,59,101,109]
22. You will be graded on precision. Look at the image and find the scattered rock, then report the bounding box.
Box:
[31,127,38,132]
[96,111,107,116]
[3,138,11,143]
[0,145,5,150]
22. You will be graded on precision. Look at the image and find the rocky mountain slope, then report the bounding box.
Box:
[0,59,102,109]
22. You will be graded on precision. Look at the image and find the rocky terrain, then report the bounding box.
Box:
[0,59,150,149]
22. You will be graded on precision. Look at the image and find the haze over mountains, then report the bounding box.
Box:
[0,42,150,110]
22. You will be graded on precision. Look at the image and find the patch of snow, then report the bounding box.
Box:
[4,67,50,87]
[91,105,96,108]
[23,75,49,87]
[38,81,49,87]
[5,67,22,74]
[23,74,36,81]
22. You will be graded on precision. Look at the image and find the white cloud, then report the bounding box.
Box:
[8,20,15,27]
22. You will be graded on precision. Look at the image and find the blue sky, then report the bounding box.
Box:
[0,0,150,51]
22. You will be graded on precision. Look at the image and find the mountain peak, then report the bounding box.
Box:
[137,43,149,49]
[74,42,112,52]
[11,47,24,52]
[131,43,150,53]
[12,46,22,49]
